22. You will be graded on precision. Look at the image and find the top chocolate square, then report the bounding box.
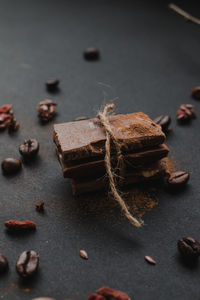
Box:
[53,112,165,161]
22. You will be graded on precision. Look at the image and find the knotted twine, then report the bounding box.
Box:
[97,104,143,228]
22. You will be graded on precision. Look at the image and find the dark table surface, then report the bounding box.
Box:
[1,0,200,299]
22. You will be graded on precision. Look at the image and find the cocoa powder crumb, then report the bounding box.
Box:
[35,202,44,212]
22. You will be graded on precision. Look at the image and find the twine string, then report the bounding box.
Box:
[97,104,143,228]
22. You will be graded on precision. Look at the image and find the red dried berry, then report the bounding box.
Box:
[0,104,13,114]
[4,220,36,230]
[0,114,12,130]
[0,105,19,131]
[88,294,106,300]
[97,286,131,300]
[191,86,200,100]
[0,113,11,121]
[177,104,195,122]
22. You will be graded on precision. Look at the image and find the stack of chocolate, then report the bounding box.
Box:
[53,112,169,195]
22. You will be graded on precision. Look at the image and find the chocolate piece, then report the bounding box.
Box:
[70,160,166,195]
[56,144,169,178]
[54,112,165,162]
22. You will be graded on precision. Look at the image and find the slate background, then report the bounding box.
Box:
[0,0,200,299]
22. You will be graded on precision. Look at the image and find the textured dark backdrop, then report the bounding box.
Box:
[0,0,200,299]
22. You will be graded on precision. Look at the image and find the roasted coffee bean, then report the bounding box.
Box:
[16,250,39,278]
[167,171,189,187]
[177,104,195,122]
[153,115,171,133]
[46,78,60,90]
[84,47,100,60]
[191,86,200,100]
[1,158,22,175]
[19,139,39,158]
[37,99,57,122]
[0,254,8,273]
[178,237,200,258]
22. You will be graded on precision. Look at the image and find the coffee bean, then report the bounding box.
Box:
[84,47,100,60]
[0,253,8,273]
[191,86,200,100]
[16,250,39,278]
[178,237,200,259]
[46,78,60,90]
[19,139,39,159]
[37,99,57,122]
[167,171,189,187]
[1,158,22,175]
[153,115,171,133]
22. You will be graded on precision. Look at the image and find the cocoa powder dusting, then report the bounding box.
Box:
[74,156,177,220]
[161,157,177,177]
[124,188,158,218]
[74,186,158,220]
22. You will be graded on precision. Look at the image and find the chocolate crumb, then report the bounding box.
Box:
[35,202,44,212]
